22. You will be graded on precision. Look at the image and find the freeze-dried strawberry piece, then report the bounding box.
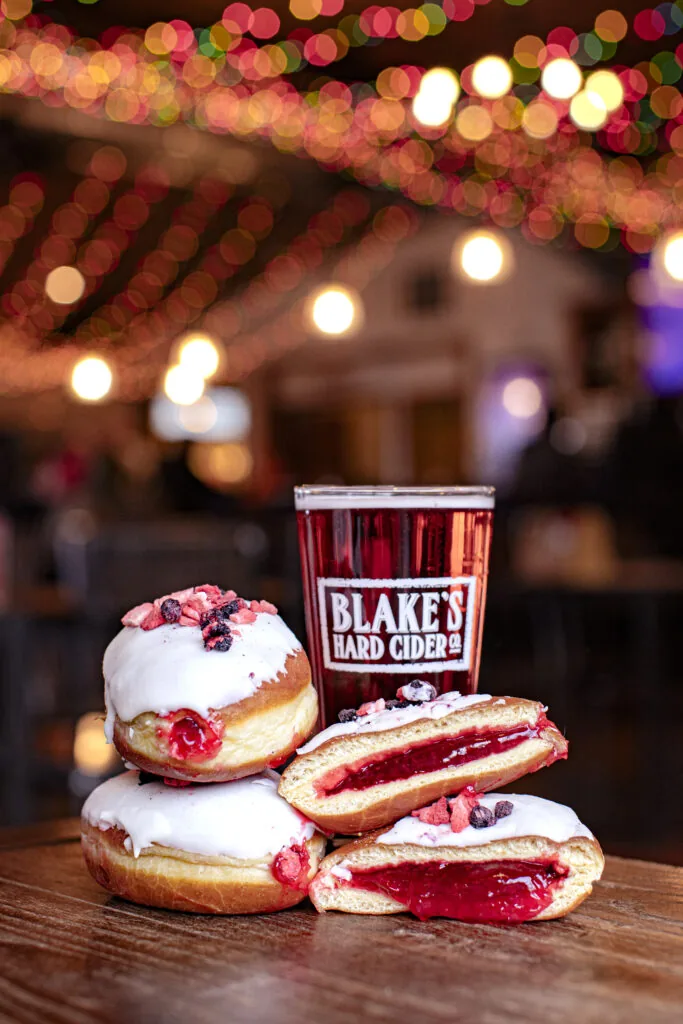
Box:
[251,599,278,615]
[184,593,212,616]
[229,608,257,625]
[357,699,386,717]
[168,588,194,605]
[122,602,154,627]
[271,843,311,892]
[411,796,450,826]
[141,606,165,631]
[194,584,223,605]
[179,613,199,626]
[449,786,480,834]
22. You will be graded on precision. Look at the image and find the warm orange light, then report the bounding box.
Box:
[453,230,513,284]
[177,334,221,379]
[471,56,513,99]
[541,58,582,100]
[45,266,86,305]
[309,285,361,336]
[164,364,205,405]
[70,356,113,402]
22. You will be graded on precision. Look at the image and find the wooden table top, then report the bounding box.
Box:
[1,821,682,1024]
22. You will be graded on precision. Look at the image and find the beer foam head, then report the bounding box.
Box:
[294,486,495,511]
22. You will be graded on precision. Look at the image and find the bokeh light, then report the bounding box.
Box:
[661,232,683,282]
[45,266,86,305]
[471,56,513,99]
[188,441,253,489]
[502,377,543,418]
[541,58,583,100]
[454,230,512,283]
[569,91,608,131]
[412,67,459,127]
[177,334,221,379]
[584,69,624,112]
[177,396,219,434]
[73,712,118,775]
[309,285,360,335]
[522,100,559,139]
[164,364,205,405]
[71,356,113,402]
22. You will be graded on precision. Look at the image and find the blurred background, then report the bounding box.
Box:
[0,0,682,863]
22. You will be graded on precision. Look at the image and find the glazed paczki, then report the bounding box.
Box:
[309,792,604,922]
[81,770,326,914]
[279,684,567,834]
[104,585,318,782]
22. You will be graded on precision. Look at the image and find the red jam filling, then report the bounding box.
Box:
[166,711,222,762]
[346,858,568,921]
[318,720,556,797]
[272,843,311,891]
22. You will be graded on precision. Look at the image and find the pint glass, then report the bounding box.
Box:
[294,486,495,726]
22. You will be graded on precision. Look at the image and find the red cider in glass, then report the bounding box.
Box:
[295,486,495,726]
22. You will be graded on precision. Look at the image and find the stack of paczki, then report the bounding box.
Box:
[81,585,326,913]
[82,590,604,922]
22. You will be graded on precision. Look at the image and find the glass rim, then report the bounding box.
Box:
[294,484,495,511]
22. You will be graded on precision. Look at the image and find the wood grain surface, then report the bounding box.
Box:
[0,821,682,1024]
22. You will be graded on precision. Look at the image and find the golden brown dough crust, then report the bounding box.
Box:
[81,820,327,914]
[113,648,319,782]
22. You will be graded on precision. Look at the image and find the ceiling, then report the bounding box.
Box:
[41,0,660,79]
[0,0,664,397]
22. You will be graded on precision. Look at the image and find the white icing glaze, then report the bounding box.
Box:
[375,793,595,850]
[103,610,301,738]
[82,769,316,859]
[297,692,493,754]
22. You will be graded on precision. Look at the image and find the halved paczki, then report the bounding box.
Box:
[308,792,604,922]
[278,690,568,834]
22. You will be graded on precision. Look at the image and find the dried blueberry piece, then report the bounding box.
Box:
[160,598,182,623]
[398,680,438,703]
[221,599,240,616]
[338,709,358,723]
[385,699,412,710]
[200,607,231,630]
[204,633,233,652]
[494,800,514,820]
[469,805,495,829]
[202,618,230,639]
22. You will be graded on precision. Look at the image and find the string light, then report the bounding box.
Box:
[541,58,583,100]
[163,364,205,405]
[584,69,624,112]
[177,334,221,378]
[309,285,360,335]
[4,1,683,401]
[454,230,512,284]
[45,266,86,305]
[569,91,608,130]
[412,67,459,127]
[471,56,513,99]
[70,356,113,402]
